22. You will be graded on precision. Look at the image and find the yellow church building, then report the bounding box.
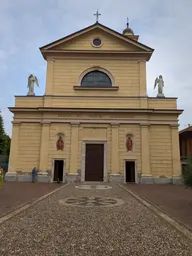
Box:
[6,21,183,184]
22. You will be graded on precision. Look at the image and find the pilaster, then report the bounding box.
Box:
[111,123,119,174]
[139,61,147,96]
[171,125,182,183]
[39,123,50,171]
[141,124,152,183]
[45,59,54,95]
[6,123,20,180]
[69,123,79,175]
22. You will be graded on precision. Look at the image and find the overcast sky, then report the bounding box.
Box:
[0,0,192,136]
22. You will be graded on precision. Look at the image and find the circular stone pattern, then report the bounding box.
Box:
[59,197,124,207]
[75,185,112,190]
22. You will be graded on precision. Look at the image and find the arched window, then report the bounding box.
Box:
[81,71,112,87]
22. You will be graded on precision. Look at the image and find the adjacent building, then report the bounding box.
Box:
[179,125,192,170]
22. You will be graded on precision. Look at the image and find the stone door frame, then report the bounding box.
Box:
[51,158,65,183]
[123,159,138,184]
[81,140,108,182]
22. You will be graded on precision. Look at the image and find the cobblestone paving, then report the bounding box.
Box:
[0,184,192,256]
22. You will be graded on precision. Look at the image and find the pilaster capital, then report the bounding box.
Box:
[140,123,150,128]
[47,57,55,62]
[138,60,145,63]
[170,124,179,129]
[111,122,119,127]
[41,121,50,125]
[71,122,79,126]
[12,121,20,125]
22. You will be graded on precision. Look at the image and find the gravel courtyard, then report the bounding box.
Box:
[0,183,192,256]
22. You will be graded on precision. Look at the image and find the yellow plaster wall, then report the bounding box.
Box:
[18,123,41,172]
[119,124,141,174]
[14,113,42,119]
[13,111,178,126]
[148,99,177,109]
[15,97,44,107]
[149,125,172,177]
[8,124,20,173]
[77,125,83,171]
[14,96,177,110]
[107,126,112,172]
[49,97,140,108]
[48,123,71,172]
[52,29,140,51]
[9,120,178,181]
[51,59,140,96]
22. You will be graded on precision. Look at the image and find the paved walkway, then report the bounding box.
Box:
[126,184,192,230]
[0,183,192,255]
[0,182,62,217]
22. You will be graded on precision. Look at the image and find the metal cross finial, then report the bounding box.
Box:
[94,10,101,23]
[127,17,129,28]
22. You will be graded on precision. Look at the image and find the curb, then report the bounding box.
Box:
[119,184,192,241]
[0,183,69,225]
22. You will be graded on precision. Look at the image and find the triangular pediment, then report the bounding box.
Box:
[40,23,154,54]
[51,29,144,52]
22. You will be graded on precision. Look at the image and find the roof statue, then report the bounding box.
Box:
[27,74,39,96]
[154,75,165,97]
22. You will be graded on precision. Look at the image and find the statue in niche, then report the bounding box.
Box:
[154,75,165,97]
[126,136,133,152]
[56,136,64,151]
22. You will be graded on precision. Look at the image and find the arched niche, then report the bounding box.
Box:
[126,134,134,152]
[56,133,64,151]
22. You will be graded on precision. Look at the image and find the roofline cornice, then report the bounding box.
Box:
[8,107,183,115]
[39,22,154,55]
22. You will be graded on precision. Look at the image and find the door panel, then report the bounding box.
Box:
[85,144,104,181]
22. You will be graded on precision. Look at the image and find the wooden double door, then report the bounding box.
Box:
[85,144,104,181]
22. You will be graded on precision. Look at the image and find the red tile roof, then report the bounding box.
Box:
[179,126,192,134]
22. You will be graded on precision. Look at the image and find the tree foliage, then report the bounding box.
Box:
[0,114,5,155]
[182,157,192,188]
[0,112,10,156]
[4,135,11,156]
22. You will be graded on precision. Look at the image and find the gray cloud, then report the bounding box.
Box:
[0,0,191,135]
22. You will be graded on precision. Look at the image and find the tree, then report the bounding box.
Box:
[0,113,5,155]
[182,157,192,188]
[4,135,11,156]
[0,112,10,157]
[0,112,10,174]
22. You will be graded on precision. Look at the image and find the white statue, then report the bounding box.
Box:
[27,74,39,95]
[154,75,165,97]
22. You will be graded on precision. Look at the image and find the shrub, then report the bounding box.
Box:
[182,157,192,188]
[0,174,3,187]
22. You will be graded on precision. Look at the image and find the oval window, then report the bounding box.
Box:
[92,38,102,47]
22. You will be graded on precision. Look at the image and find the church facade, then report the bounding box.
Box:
[6,22,183,184]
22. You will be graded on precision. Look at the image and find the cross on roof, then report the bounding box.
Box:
[127,17,129,28]
[94,10,101,23]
